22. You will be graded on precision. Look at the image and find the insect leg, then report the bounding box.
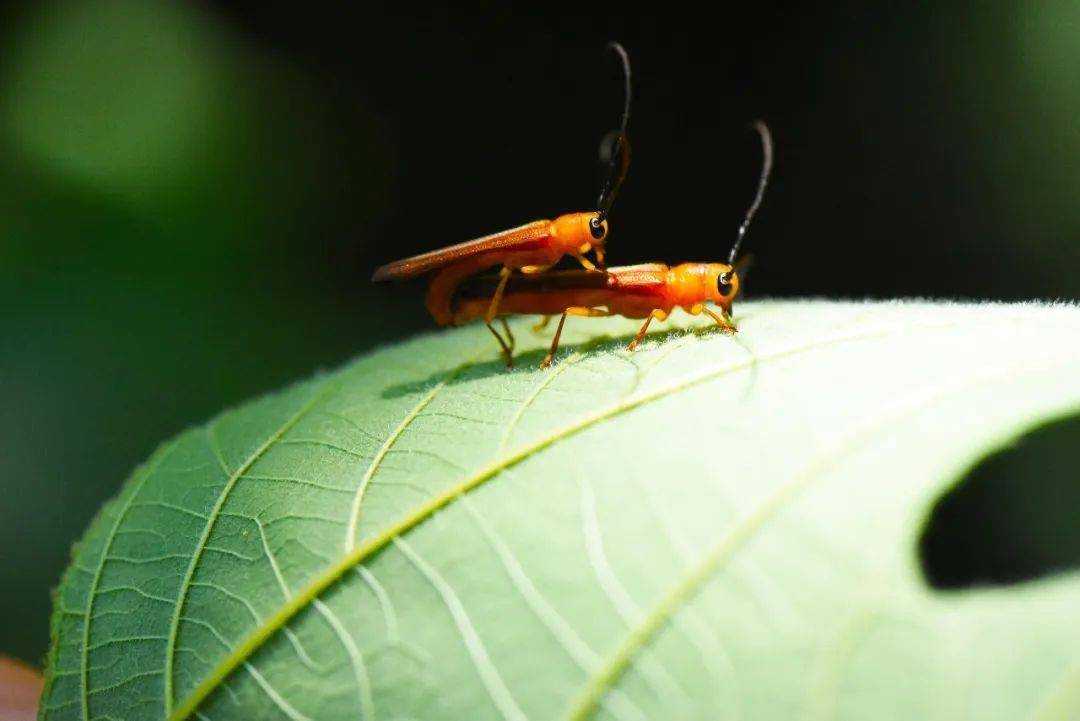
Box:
[701,306,737,334]
[573,254,598,272]
[532,315,552,333]
[485,266,514,366]
[500,317,515,353]
[486,324,515,367]
[540,306,610,369]
[520,264,553,275]
[627,309,669,351]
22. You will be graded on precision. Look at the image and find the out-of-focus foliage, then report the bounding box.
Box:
[0,0,397,662]
[2,0,224,201]
[951,1,1080,289]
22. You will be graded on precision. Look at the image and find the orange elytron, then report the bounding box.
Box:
[453,121,773,368]
[372,43,633,365]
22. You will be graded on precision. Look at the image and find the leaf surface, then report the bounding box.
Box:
[41,301,1080,721]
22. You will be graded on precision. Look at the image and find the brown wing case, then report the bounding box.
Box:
[606,264,669,292]
[371,220,552,281]
[456,264,667,300]
[456,268,609,299]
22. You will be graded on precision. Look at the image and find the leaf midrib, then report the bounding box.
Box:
[170,315,976,720]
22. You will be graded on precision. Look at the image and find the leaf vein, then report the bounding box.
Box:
[313,599,376,721]
[394,537,527,721]
[346,360,474,551]
[163,380,339,715]
[460,498,649,721]
[79,446,174,721]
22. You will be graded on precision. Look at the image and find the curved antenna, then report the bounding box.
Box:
[728,120,774,266]
[595,42,632,221]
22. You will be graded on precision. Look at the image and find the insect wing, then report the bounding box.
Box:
[372,220,552,281]
[606,264,668,293]
[455,263,667,303]
[457,268,609,300]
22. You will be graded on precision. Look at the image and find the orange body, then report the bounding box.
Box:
[453,262,740,367]
[372,116,771,370]
[372,212,608,325]
[453,262,739,325]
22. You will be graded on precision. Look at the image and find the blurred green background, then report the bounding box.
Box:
[2,1,1079,664]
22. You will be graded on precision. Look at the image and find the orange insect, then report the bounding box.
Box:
[453,121,773,368]
[372,43,633,365]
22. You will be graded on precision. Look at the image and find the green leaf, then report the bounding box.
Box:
[40,300,1080,721]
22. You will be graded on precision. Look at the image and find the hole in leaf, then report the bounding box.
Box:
[920,413,1080,589]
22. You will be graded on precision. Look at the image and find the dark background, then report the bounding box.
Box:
[3,1,1079,663]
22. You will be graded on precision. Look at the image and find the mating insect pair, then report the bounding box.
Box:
[373,44,773,368]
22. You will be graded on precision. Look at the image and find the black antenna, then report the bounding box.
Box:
[595,42,632,222]
[728,120,773,266]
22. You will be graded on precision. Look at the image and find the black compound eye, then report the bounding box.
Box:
[717,273,733,296]
[589,217,606,240]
